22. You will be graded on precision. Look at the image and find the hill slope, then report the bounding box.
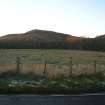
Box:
[0,29,104,51]
[0,29,83,49]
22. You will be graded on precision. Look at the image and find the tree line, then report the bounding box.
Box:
[0,37,105,51]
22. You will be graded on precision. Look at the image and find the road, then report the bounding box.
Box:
[0,94,105,105]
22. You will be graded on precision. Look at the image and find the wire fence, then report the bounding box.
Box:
[0,56,105,77]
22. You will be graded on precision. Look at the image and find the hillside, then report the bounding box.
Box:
[0,29,83,49]
[0,29,104,51]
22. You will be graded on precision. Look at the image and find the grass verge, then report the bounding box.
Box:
[0,72,105,94]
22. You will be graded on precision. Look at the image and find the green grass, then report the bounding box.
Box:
[0,49,105,94]
[0,49,105,64]
[0,72,105,94]
[0,49,105,76]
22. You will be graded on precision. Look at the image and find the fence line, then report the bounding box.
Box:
[43,60,47,77]
[0,56,105,77]
[94,60,97,74]
[69,57,72,76]
[16,56,20,74]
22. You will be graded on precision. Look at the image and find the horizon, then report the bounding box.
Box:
[0,28,103,38]
[0,0,105,38]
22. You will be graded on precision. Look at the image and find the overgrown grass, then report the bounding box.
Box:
[0,49,105,76]
[0,71,105,94]
[0,49,105,94]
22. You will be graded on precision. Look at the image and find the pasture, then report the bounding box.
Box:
[0,49,105,94]
[0,49,105,77]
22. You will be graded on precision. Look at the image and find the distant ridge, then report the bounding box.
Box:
[0,29,105,51]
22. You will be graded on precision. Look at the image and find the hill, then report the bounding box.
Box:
[0,29,84,49]
[0,29,104,51]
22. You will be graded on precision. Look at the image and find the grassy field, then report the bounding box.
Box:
[0,49,105,77]
[0,49,105,94]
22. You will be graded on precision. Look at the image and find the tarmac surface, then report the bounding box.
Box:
[0,94,105,105]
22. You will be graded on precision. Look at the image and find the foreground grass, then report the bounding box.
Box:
[0,49,105,94]
[0,72,105,94]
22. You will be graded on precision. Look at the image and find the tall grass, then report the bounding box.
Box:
[0,49,105,77]
[0,71,105,94]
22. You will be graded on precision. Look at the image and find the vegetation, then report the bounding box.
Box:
[0,72,105,94]
[0,29,105,51]
[0,49,105,76]
[0,49,105,94]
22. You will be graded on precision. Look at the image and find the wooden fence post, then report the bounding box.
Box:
[70,57,73,76]
[94,60,97,74]
[43,60,47,77]
[16,56,20,74]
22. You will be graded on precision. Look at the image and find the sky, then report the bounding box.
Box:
[0,0,105,37]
